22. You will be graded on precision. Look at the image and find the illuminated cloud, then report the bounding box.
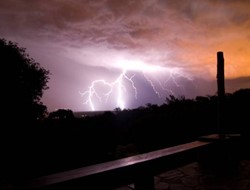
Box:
[0,0,250,111]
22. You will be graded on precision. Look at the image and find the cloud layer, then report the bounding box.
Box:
[1,0,250,111]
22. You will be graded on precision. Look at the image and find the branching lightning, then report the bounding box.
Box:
[80,69,137,111]
[80,58,193,111]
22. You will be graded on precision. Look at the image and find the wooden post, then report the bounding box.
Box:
[217,51,225,139]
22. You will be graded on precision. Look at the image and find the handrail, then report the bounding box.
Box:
[17,134,225,190]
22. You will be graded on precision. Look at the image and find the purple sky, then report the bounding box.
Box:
[1,0,250,111]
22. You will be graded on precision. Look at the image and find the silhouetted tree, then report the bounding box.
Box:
[48,109,75,120]
[0,39,50,184]
[114,107,122,112]
[1,38,50,124]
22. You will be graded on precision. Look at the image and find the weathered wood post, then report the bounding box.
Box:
[217,51,225,139]
[217,52,240,173]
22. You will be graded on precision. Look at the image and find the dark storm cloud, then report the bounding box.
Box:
[1,0,250,52]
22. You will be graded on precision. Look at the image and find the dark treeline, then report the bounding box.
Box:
[4,88,250,182]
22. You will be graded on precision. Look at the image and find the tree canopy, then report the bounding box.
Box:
[1,38,50,122]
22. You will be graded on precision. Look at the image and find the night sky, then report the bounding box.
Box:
[1,0,250,111]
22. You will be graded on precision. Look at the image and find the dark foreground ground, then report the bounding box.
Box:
[116,160,250,190]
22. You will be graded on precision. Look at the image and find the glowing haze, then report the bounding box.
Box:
[0,0,250,111]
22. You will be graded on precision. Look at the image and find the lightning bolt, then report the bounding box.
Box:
[80,70,137,111]
[80,58,193,111]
